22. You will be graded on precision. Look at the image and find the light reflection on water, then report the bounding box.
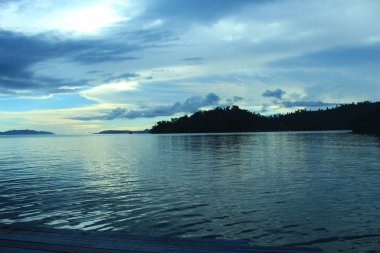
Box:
[0,132,379,252]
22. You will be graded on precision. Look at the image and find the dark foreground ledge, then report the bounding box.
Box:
[0,224,322,253]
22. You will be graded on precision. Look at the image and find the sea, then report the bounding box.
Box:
[0,131,379,253]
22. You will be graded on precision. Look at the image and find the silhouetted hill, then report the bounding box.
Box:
[96,129,150,134]
[150,102,380,134]
[0,130,54,135]
[351,103,380,134]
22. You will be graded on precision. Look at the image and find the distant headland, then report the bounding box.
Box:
[150,101,380,134]
[95,129,150,134]
[0,130,55,135]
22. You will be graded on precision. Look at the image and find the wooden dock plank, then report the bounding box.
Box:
[0,226,322,253]
[0,246,58,253]
[0,225,250,249]
[0,229,269,253]
[0,239,141,253]
[0,230,254,253]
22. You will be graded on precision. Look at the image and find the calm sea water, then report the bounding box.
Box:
[0,132,379,252]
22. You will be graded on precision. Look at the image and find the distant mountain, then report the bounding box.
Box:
[96,129,150,134]
[0,130,54,135]
[150,102,380,134]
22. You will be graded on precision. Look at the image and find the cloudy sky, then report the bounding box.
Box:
[1,0,379,134]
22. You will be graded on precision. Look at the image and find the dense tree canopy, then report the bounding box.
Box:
[150,102,380,134]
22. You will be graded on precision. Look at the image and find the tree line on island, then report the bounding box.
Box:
[0,130,54,135]
[150,101,380,134]
[1,102,378,135]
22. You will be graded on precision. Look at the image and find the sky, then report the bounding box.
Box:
[1,0,380,134]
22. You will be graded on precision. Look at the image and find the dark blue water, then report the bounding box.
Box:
[0,132,379,252]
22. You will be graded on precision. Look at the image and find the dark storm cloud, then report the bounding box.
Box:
[72,93,220,120]
[0,75,91,96]
[262,89,286,99]
[0,29,169,95]
[0,30,48,79]
[0,30,142,66]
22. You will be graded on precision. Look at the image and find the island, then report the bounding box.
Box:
[0,130,55,135]
[351,104,380,134]
[150,101,380,134]
[96,129,150,134]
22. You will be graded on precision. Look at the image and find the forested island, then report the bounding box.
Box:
[0,130,54,135]
[150,101,380,134]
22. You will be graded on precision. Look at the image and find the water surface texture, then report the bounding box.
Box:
[1,132,379,252]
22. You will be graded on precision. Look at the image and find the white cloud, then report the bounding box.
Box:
[56,3,128,34]
[80,81,139,103]
[0,0,134,35]
[212,19,247,42]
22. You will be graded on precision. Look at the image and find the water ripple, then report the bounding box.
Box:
[1,132,379,253]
